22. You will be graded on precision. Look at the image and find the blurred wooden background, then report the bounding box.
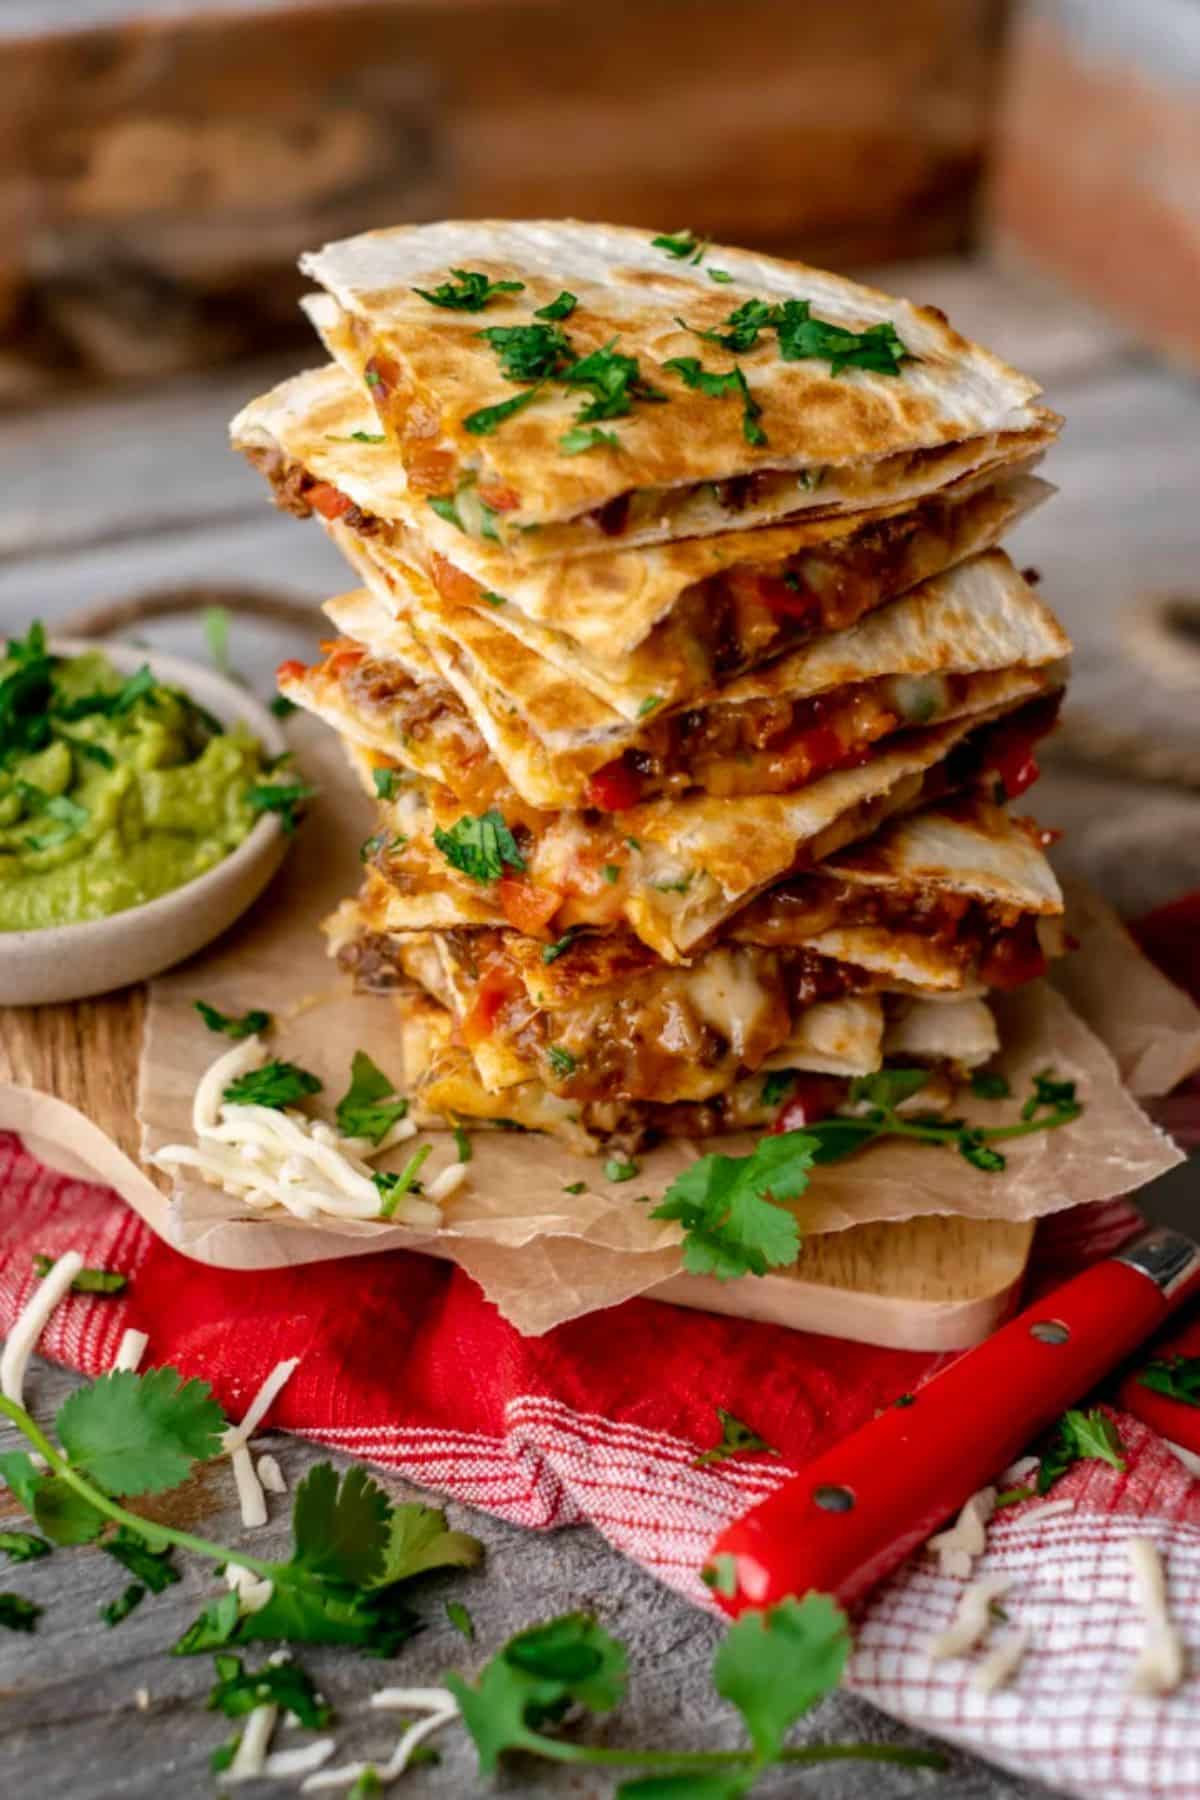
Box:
[2,0,1012,398]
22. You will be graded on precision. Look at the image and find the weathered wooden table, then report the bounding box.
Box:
[2,257,1199,1799]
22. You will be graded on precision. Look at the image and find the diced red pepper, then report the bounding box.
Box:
[769,1075,844,1131]
[307,482,355,521]
[584,760,643,813]
[463,966,522,1047]
[497,874,561,937]
[276,659,307,684]
[478,481,522,512]
[429,551,484,609]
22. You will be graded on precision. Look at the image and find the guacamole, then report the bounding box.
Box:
[0,627,274,932]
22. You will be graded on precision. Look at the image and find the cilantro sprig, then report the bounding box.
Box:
[1036,1407,1126,1493]
[448,1596,941,1788]
[1138,1355,1200,1407]
[335,1050,409,1145]
[0,1369,482,1658]
[681,296,911,376]
[222,1059,322,1111]
[651,1133,814,1280]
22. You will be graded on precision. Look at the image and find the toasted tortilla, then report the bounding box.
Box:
[232,355,1053,681]
[297,220,1056,550]
[883,995,999,1068]
[309,553,1068,811]
[344,688,1056,961]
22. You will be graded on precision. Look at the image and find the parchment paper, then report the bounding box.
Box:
[7,715,1199,1334]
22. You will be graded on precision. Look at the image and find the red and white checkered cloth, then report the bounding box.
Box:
[2,893,1199,1799]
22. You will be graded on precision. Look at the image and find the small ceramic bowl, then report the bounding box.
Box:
[0,639,291,1006]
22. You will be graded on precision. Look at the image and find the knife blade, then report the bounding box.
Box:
[705,1166,1200,1616]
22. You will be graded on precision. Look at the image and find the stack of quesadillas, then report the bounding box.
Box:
[233,221,1071,1153]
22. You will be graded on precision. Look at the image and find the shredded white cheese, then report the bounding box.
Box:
[1164,1439,1200,1480]
[257,1453,287,1495]
[134,1687,151,1712]
[427,1160,469,1203]
[1128,1537,1186,1695]
[230,1443,268,1530]
[929,1573,1012,1661]
[301,1761,374,1793]
[383,1702,460,1778]
[226,1702,278,1782]
[155,1040,442,1230]
[369,1686,460,1712]
[973,1627,1030,1693]
[262,1739,338,1779]
[112,1328,148,1373]
[1,1250,85,1406]
[225,1357,300,1452]
[998,1455,1039,1486]
[927,1486,997,1579]
[1021,1498,1075,1523]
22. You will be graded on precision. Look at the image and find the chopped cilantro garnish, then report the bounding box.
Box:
[245,780,314,835]
[207,1651,332,1728]
[760,1069,798,1107]
[0,1594,41,1632]
[194,1001,270,1040]
[708,268,733,283]
[222,1060,322,1111]
[558,425,619,455]
[480,591,507,607]
[269,694,298,719]
[773,299,909,375]
[1138,1354,1200,1407]
[546,1046,576,1079]
[652,230,708,263]
[372,766,401,801]
[413,269,525,311]
[601,864,619,884]
[635,694,662,718]
[427,494,465,531]
[562,1181,586,1195]
[541,929,580,965]
[1036,1407,1126,1493]
[970,1070,1012,1101]
[692,1407,780,1468]
[603,1158,639,1183]
[663,355,765,445]
[560,342,665,423]
[476,323,574,382]
[452,1121,472,1164]
[463,383,547,436]
[433,810,526,884]
[534,291,578,320]
[19,787,89,852]
[335,1050,408,1145]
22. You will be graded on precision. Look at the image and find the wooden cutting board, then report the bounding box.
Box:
[0,991,1034,1352]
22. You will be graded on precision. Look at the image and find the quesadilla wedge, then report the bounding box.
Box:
[394,986,996,1153]
[306,551,1069,811]
[233,355,1052,706]
[341,689,1063,961]
[283,551,1068,813]
[296,220,1058,555]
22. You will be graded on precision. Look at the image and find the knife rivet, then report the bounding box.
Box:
[813,1484,855,1513]
[1030,1319,1070,1344]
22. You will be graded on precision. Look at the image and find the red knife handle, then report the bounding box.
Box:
[707,1228,1200,1615]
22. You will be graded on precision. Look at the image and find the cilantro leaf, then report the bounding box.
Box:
[0,1593,40,1633]
[7,1454,106,1545]
[207,1651,333,1728]
[650,1133,814,1279]
[55,1369,226,1498]
[535,291,578,320]
[434,809,526,883]
[604,1158,639,1183]
[31,1254,127,1295]
[335,1050,408,1145]
[222,1059,322,1111]
[546,1045,576,1079]
[373,1501,484,1587]
[53,664,158,724]
[476,323,575,382]
[102,1583,146,1627]
[104,1527,180,1593]
[19,786,89,852]
[541,928,579,965]
[560,343,665,423]
[463,383,547,436]
[290,1463,392,1587]
[372,766,401,801]
[188,1581,420,1660]
[1139,1355,1200,1407]
[1037,1407,1126,1494]
[414,270,525,310]
[194,1000,270,1041]
[970,1069,1012,1101]
[684,297,775,353]
[446,1599,475,1639]
[1022,1068,1079,1122]
[708,269,733,284]
[760,1070,797,1107]
[452,1121,472,1164]
[847,1068,929,1111]
[692,1408,780,1468]
[448,1612,628,1775]
[713,1594,849,1762]
[774,300,909,375]
[957,1132,1007,1173]
[662,357,764,445]
[0,1530,50,1563]
[245,779,315,835]
[559,425,619,455]
[373,1145,432,1218]
[652,231,707,263]
[269,694,297,719]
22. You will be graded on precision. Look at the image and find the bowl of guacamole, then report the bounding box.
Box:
[0,625,299,1004]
